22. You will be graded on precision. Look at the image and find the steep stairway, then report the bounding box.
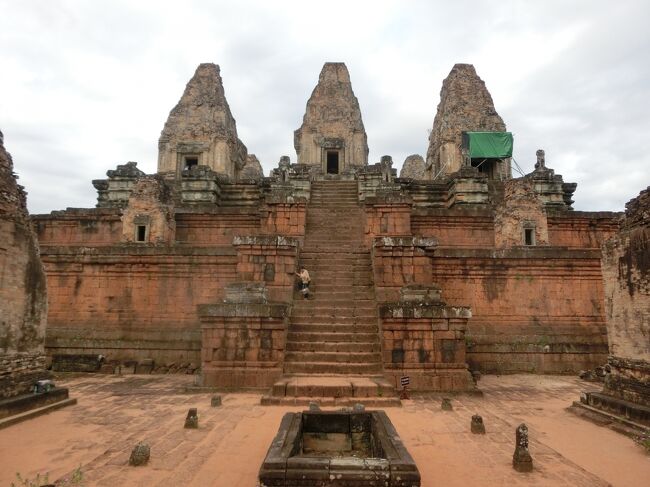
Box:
[262,180,399,406]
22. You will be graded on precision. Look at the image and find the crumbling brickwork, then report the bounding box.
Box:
[294,62,368,171]
[601,188,650,406]
[426,64,507,178]
[0,130,49,398]
[494,178,549,248]
[121,175,176,244]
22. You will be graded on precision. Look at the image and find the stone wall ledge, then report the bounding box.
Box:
[40,246,237,257]
[373,236,438,248]
[434,247,601,259]
[233,235,299,247]
[198,302,290,319]
[379,303,471,319]
[609,356,650,373]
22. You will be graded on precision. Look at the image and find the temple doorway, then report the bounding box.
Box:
[326,151,339,174]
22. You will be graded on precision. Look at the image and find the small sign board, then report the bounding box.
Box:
[400,376,410,387]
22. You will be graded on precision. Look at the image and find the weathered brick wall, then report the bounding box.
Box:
[233,236,299,302]
[175,211,260,245]
[379,304,473,391]
[494,178,549,248]
[33,210,123,246]
[411,210,494,247]
[548,212,620,248]
[120,176,175,244]
[0,131,49,398]
[260,202,306,236]
[42,247,238,364]
[199,303,289,389]
[432,248,608,373]
[0,353,49,399]
[364,202,411,246]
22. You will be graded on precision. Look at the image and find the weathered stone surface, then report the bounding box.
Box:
[494,178,549,248]
[158,63,247,178]
[129,442,150,466]
[426,64,507,179]
[121,175,175,244]
[0,130,49,399]
[238,154,264,180]
[400,154,427,179]
[93,161,145,208]
[441,398,453,410]
[602,187,650,363]
[294,62,368,172]
[211,395,222,407]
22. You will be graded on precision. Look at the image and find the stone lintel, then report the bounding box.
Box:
[233,235,299,248]
[379,303,472,320]
[198,302,290,320]
[373,236,438,249]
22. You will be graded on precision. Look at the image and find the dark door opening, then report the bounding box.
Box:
[326,151,339,174]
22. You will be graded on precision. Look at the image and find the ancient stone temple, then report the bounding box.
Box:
[294,62,369,173]
[31,61,626,403]
[0,130,49,399]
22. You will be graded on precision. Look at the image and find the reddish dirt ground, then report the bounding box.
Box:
[0,374,648,486]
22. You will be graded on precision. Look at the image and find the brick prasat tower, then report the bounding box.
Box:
[31,62,627,405]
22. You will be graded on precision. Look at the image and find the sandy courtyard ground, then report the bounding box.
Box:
[0,374,648,486]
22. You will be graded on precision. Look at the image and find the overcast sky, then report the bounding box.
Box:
[1,0,648,214]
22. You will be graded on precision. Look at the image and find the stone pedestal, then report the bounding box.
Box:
[198,283,290,389]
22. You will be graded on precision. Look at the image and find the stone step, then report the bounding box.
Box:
[284,362,383,374]
[291,309,377,318]
[291,316,377,326]
[261,396,401,407]
[285,351,382,364]
[289,323,378,333]
[286,341,381,353]
[266,375,397,401]
[287,331,378,343]
[291,302,376,310]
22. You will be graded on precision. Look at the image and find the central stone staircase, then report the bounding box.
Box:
[262,180,400,406]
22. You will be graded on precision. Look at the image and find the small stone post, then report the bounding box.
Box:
[512,423,533,472]
[441,398,453,411]
[211,395,222,407]
[471,414,486,434]
[184,408,199,429]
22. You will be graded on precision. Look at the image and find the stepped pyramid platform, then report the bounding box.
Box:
[261,180,401,406]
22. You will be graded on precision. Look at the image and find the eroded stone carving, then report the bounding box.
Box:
[512,423,533,472]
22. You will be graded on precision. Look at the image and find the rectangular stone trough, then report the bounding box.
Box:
[259,410,420,487]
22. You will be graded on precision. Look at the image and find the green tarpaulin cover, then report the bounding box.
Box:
[462,132,513,158]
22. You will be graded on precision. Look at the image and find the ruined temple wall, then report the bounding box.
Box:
[174,212,260,245]
[42,249,238,364]
[431,250,608,373]
[601,189,650,363]
[411,212,495,248]
[371,240,608,373]
[547,213,620,248]
[34,213,122,246]
[0,132,49,398]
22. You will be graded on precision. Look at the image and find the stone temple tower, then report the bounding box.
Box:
[157,63,248,179]
[426,64,509,180]
[294,62,368,174]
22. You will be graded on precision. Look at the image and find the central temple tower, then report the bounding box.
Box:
[294,62,368,174]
